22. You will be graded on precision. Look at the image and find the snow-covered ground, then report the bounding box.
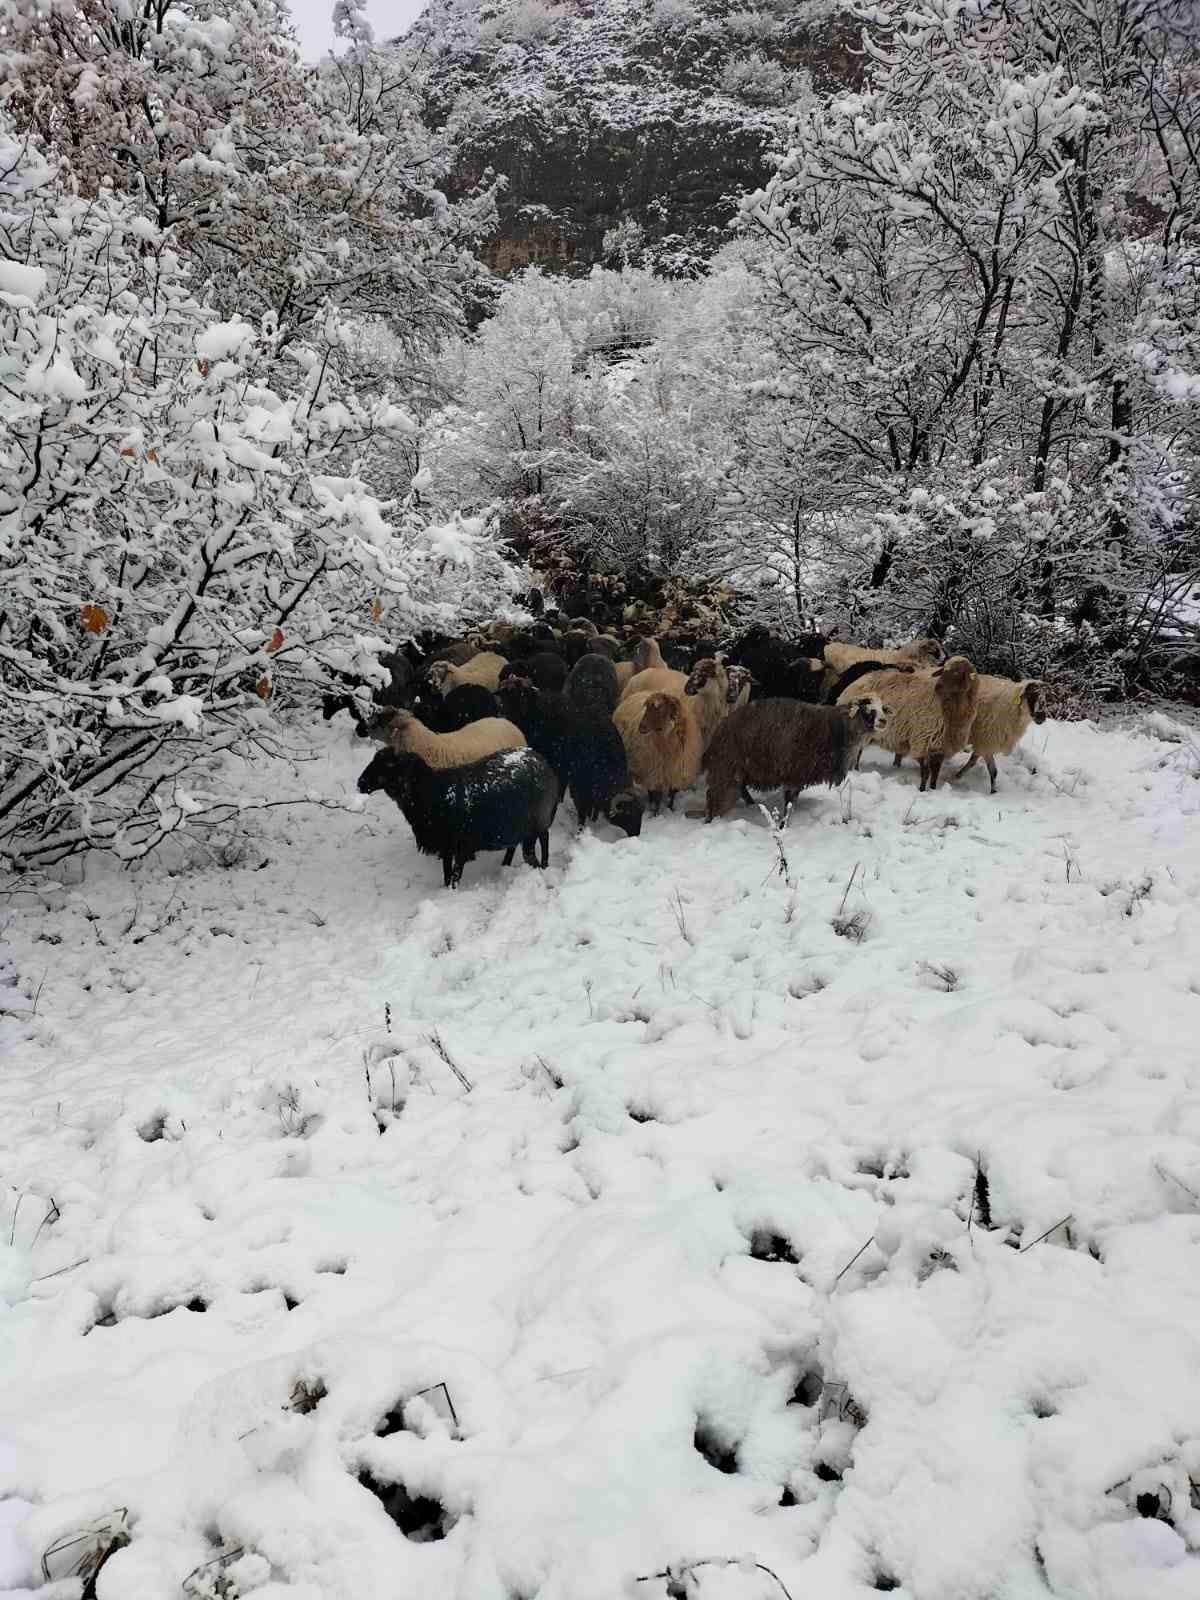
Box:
[4,711,1200,1600]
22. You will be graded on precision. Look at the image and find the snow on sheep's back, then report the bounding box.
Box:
[2,711,1200,1598]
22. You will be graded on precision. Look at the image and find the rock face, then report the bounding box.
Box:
[403,0,861,276]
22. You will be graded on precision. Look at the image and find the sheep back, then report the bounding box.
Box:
[622,665,688,701]
[384,709,525,767]
[428,651,507,695]
[499,652,568,692]
[823,637,944,676]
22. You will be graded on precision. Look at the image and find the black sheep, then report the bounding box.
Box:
[322,648,414,733]
[499,652,568,693]
[726,627,824,702]
[497,680,643,838]
[564,654,620,718]
[378,681,498,737]
[358,747,559,889]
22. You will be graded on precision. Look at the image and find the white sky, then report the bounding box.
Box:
[287,0,429,60]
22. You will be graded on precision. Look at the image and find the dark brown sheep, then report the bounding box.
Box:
[702,695,888,821]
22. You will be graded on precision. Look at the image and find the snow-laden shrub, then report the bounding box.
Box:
[719,52,798,106]
[722,9,780,45]
[652,0,700,32]
[476,0,563,46]
[0,125,522,867]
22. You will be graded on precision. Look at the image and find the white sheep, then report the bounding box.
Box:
[954,676,1046,791]
[837,655,979,791]
[379,707,526,769]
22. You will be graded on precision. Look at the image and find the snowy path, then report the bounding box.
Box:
[3,714,1200,1599]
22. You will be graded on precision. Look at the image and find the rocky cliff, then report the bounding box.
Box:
[402,0,860,275]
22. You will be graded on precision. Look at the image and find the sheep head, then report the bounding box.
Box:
[1023,680,1047,724]
[847,693,888,736]
[932,656,977,699]
[725,666,755,705]
[497,678,537,721]
[908,637,947,665]
[362,705,402,744]
[424,660,452,693]
[640,692,681,736]
[684,657,729,699]
[357,748,414,797]
[607,788,645,838]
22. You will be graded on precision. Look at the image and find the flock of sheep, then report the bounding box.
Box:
[335,616,1047,889]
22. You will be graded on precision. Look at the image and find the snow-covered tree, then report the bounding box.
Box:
[739,0,1200,676]
[0,121,520,867]
[0,0,496,356]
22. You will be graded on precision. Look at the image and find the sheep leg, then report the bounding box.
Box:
[502,846,516,866]
[441,853,456,888]
[667,790,678,811]
[538,830,550,867]
[648,790,663,816]
[704,780,739,822]
[918,758,929,793]
[521,838,538,868]
[740,783,755,806]
[892,753,902,768]
[952,751,979,783]
[986,756,998,794]
[783,788,798,809]
[926,753,945,791]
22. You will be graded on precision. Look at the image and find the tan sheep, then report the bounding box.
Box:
[613,690,704,813]
[380,707,526,769]
[954,677,1046,792]
[425,652,508,696]
[837,655,979,791]
[682,656,733,748]
[823,637,945,678]
[615,637,665,691]
[622,665,688,701]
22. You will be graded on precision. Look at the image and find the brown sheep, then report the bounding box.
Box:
[838,656,979,791]
[954,677,1046,792]
[702,695,889,820]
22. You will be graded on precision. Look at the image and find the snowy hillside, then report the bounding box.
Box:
[406,0,860,273]
[3,711,1200,1598]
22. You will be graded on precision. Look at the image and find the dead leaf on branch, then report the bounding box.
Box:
[79,604,109,635]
